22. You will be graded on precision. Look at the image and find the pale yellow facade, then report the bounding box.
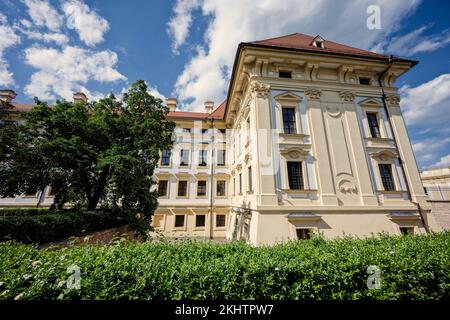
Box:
[420,167,450,232]
[152,36,431,245]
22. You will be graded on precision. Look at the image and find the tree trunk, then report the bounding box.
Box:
[86,166,110,210]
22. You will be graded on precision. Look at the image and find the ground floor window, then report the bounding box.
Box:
[296,228,311,240]
[174,215,185,228]
[196,214,205,227]
[216,214,226,227]
[399,226,414,235]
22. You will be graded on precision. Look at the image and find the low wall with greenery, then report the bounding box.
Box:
[0,232,449,300]
[0,209,125,244]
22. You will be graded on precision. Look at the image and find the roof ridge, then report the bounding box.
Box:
[251,32,310,44]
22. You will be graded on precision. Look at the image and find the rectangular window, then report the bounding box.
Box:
[177,180,188,197]
[367,113,381,138]
[287,161,304,190]
[161,150,171,166]
[201,128,208,134]
[378,164,395,191]
[359,77,371,85]
[196,215,206,227]
[158,180,168,197]
[175,215,185,228]
[180,149,190,166]
[217,149,226,166]
[239,173,242,194]
[296,229,311,240]
[216,180,226,197]
[248,166,252,192]
[199,150,208,166]
[216,214,226,227]
[197,180,207,196]
[282,107,297,134]
[279,70,292,78]
[233,177,236,195]
[399,227,414,235]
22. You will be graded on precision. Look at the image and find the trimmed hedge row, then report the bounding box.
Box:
[0,232,449,300]
[0,208,54,217]
[0,209,125,244]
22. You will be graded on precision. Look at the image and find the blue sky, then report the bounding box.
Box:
[0,0,449,170]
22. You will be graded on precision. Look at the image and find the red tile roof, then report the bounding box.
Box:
[249,33,390,60]
[166,100,226,120]
[8,100,227,120]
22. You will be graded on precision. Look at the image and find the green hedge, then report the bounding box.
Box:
[0,232,449,300]
[0,208,56,217]
[0,209,125,244]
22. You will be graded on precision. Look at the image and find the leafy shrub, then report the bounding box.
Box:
[0,209,125,244]
[0,208,55,217]
[0,232,449,300]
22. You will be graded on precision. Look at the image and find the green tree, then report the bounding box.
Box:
[0,80,175,235]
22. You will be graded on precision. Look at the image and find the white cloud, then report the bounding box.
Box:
[412,134,450,168]
[386,26,450,56]
[0,18,20,86]
[167,0,200,54]
[119,83,166,101]
[24,45,126,101]
[400,74,450,127]
[168,0,422,111]
[62,0,109,46]
[22,0,63,32]
[20,29,69,46]
[430,154,450,169]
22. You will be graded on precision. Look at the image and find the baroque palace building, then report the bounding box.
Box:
[1,33,434,245]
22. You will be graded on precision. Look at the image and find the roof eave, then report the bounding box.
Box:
[224,42,418,119]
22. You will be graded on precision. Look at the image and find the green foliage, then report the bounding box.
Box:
[0,232,448,300]
[0,80,175,236]
[0,209,124,244]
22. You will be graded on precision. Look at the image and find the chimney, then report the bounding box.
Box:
[73,92,88,103]
[0,89,17,103]
[166,97,177,112]
[204,101,214,114]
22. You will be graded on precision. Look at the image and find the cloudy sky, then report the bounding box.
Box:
[0,0,449,169]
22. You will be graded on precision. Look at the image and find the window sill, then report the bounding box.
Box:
[378,190,403,194]
[282,189,317,193]
[195,195,208,199]
[176,196,189,199]
[279,133,307,138]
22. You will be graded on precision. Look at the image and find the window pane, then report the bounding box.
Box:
[196,215,206,227]
[248,166,252,191]
[178,181,188,196]
[216,214,226,227]
[296,229,311,240]
[217,180,226,197]
[367,113,381,138]
[180,149,189,166]
[217,150,226,166]
[239,173,242,194]
[197,180,207,196]
[199,150,207,166]
[158,180,168,196]
[282,108,297,134]
[175,215,185,227]
[161,150,171,166]
[287,162,304,190]
[378,164,395,191]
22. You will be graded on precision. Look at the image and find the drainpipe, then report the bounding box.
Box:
[377,56,429,233]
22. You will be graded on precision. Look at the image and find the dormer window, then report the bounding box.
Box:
[311,35,325,49]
